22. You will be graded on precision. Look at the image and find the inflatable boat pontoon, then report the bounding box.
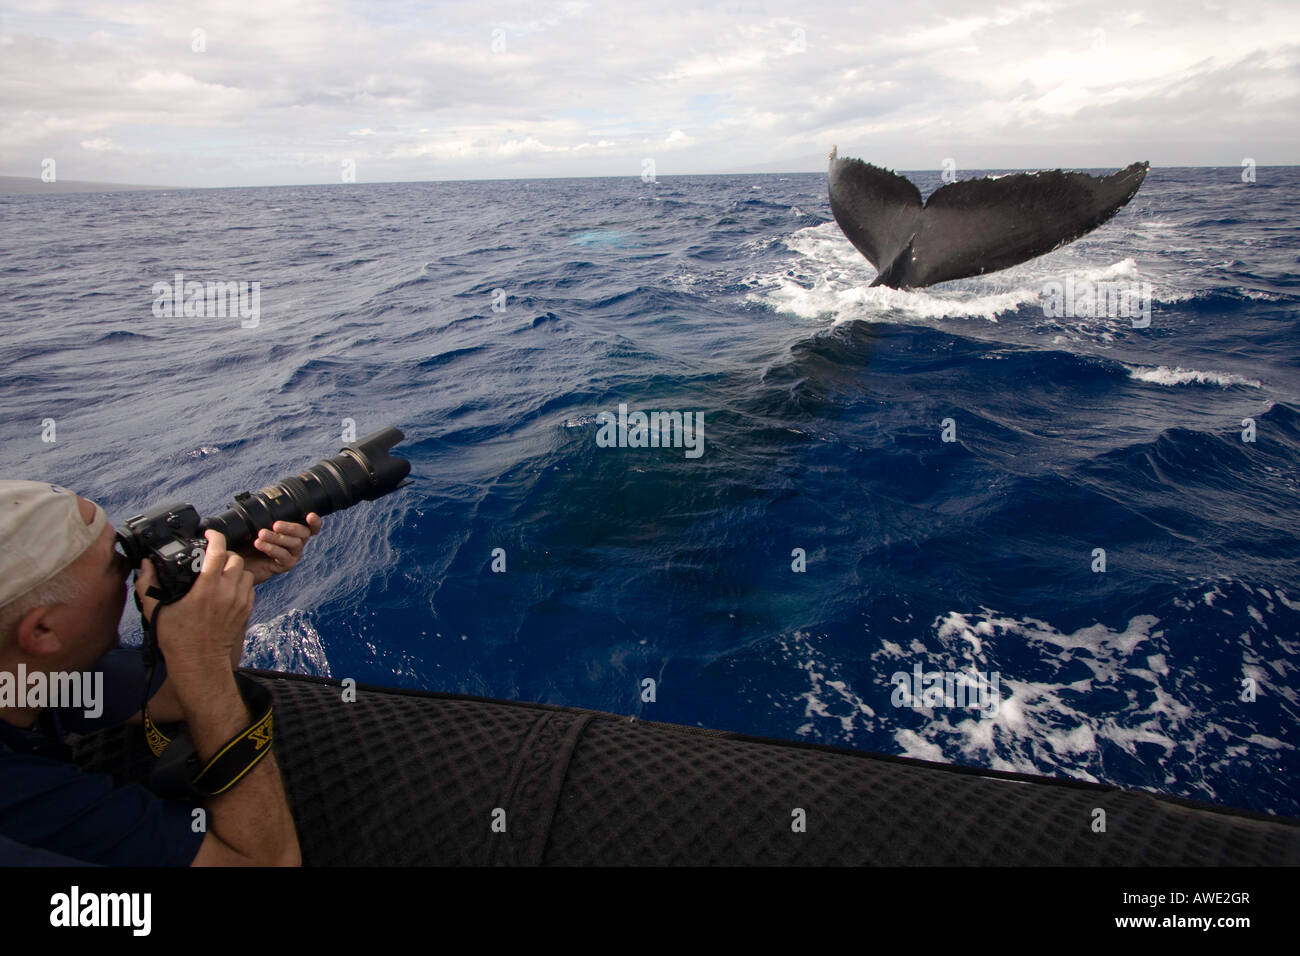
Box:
[69,669,1300,866]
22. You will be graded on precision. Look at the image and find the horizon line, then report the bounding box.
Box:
[2,162,1293,195]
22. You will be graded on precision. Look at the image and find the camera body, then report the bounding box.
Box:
[116,427,410,604]
[117,503,209,604]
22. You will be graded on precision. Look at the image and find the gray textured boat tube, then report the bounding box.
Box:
[69,670,1300,865]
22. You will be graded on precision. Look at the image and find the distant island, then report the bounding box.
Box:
[0,175,173,196]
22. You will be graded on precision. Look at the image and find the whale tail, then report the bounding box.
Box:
[827,154,1149,289]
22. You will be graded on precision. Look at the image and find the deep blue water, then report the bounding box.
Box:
[2,167,1297,816]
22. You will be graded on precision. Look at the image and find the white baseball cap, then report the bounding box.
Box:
[0,480,108,607]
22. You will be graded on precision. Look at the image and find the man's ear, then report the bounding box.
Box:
[13,606,64,658]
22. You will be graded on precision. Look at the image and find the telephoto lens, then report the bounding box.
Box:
[201,427,411,550]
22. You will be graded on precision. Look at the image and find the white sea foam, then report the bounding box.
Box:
[893,728,945,761]
[1123,364,1261,388]
[747,222,1196,333]
[780,630,876,743]
[889,610,1185,780]
[778,581,1297,809]
[243,607,332,677]
[746,223,1038,323]
[882,597,1299,800]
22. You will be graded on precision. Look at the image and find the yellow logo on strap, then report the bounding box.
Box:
[247,713,273,751]
[143,714,171,757]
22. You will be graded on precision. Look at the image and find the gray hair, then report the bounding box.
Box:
[0,568,86,652]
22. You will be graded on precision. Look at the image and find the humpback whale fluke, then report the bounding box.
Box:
[827,152,1149,289]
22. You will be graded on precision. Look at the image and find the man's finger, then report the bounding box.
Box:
[261,528,304,549]
[199,529,228,577]
[270,521,311,538]
[237,569,256,612]
[257,541,293,563]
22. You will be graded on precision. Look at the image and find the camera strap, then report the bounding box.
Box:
[134,582,171,754]
[133,586,276,800]
[135,586,172,758]
[149,674,275,801]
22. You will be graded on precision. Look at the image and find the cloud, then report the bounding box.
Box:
[0,0,1297,186]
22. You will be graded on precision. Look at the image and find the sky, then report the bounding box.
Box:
[1,0,1297,187]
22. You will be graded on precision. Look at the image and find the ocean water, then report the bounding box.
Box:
[2,167,1297,817]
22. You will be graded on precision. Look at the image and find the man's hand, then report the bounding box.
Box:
[239,513,323,586]
[135,529,254,688]
[127,516,320,722]
[134,530,300,866]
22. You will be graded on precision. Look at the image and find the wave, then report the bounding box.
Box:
[243,608,332,677]
[747,223,1165,325]
[750,220,1292,332]
[94,329,157,343]
[876,588,1299,808]
[1123,364,1262,388]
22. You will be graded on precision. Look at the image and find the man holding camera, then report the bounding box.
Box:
[0,480,320,866]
